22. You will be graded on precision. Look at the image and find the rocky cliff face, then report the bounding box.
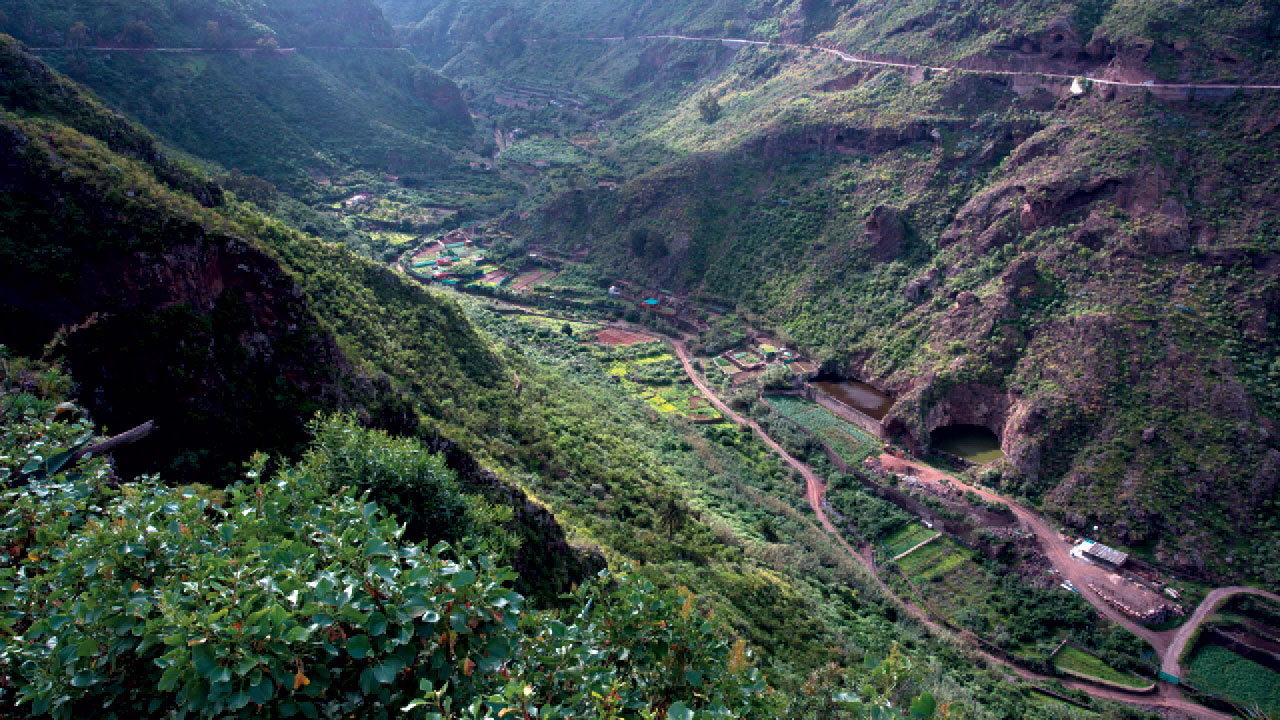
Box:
[0,109,402,479]
[489,4,1280,581]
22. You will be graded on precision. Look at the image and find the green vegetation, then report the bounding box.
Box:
[0,363,778,719]
[9,0,1280,715]
[882,523,940,558]
[890,536,1151,672]
[1052,646,1151,689]
[765,395,881,464]
[1186,645,1280,716]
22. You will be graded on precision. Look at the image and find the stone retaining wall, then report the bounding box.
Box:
[805,384,886,439]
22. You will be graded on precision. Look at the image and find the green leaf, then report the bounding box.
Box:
[367,612,388,637]
[347,634,372,659]
[450,613,469,633]
[366,540,392,558]
[158,666,184,691]
[910,692,937,719]
[76,638,101,658]
[450,570,476,589]
[372,658,402,684]
[667,701,694,720]
[249,675,274,704]
[192,644,218,676]
[70,671,97,688]
[685,669,702,687]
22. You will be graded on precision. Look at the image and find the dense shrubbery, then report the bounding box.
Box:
[0,402,782,719]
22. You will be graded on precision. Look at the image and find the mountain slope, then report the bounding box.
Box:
[410,1,1280,583]
[0,31,503,480]
[2,0,476,190]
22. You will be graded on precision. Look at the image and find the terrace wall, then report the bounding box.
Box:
[805,384,886,440]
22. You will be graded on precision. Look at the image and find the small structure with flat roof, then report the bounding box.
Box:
[1080,540,1128,568]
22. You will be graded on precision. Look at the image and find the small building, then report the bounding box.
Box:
[343,193,371,208]
[608,286,621,297]
[643,298,659,307]
[1082,541,1128,568]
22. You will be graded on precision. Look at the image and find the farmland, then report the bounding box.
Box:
[1052,645,1151,690]
[882,523,939,558]
[1186,645,1280,715]
[764,394,881,464]
[607,349,724,424]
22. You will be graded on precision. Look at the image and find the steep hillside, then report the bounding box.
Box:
[414,1,1280,584]
[1,0,477,190]
[0,33,608,604]
[0,35,1017,714]
[0,32,501,477]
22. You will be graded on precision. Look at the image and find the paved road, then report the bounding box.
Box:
[1162,585,1280,679]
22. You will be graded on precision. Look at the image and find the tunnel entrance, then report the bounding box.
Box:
[930,424,1004,464]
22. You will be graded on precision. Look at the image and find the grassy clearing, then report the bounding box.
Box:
[1026,691,1099,718]
[1052,645,1151,689]
[766,394,880,464]
[369,230,419,246]
[1186,644,1280,716]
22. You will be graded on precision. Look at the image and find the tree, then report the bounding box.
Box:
[656,490,689,541]
[119,20,155,48]
[698,92,722,123]
[66,22,90,48]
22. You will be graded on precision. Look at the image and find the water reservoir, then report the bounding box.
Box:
[812,380,895,421]
[930,424,1004,464]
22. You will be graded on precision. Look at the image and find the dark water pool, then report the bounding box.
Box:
[813,381,894,421]
[930,424,1004,464]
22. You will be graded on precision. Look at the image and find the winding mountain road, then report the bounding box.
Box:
[447,298,1259,719]
[665,337,1257,720]
[1162,586,1280,679]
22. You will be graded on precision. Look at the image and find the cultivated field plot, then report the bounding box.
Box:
[894,538,1009,639]
[1052,645,1151,689]
[765,395,880,464]
[369,230,418,246]
[607,352,723,423]
[511,269,557,291]
[710,356,736,375]
[595,328,657,346]
[1186,645,1280,715]
[726,349,764,367]
[882,523,939,558]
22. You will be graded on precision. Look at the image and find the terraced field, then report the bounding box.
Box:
[765,394,880,464]
[611,353,723,423]
[1186,644,1280,715]
[882,523,939,558]
[1052,645,1152,689]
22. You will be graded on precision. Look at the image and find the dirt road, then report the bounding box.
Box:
[667,339,1239,719]
[454,303,1244,719]
[1162,585,1280,679]
[670,340,837,532]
